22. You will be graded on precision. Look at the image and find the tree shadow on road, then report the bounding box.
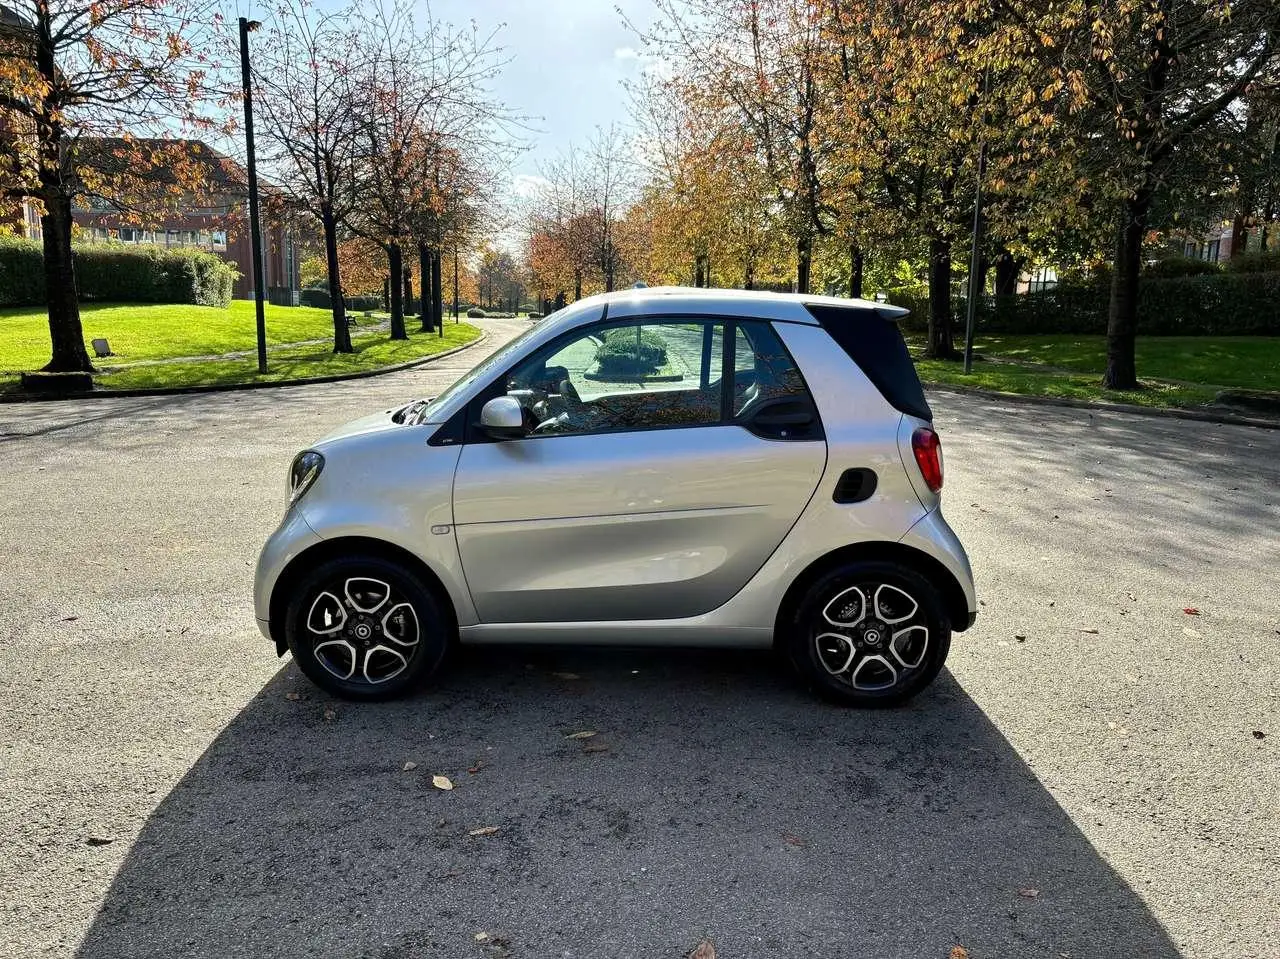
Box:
[77,647,1181,959]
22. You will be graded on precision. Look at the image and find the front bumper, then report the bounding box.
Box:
[253,507,325,642]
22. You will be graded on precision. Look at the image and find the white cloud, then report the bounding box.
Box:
[510,173,551,199]
[614,46,641,61]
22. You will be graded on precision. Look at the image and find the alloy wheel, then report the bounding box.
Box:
[811,581,930,692]
[305,576,422,686]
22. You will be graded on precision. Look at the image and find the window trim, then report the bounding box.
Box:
[448,312,825,446]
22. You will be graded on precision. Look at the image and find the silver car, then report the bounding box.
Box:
[254,287,976,706]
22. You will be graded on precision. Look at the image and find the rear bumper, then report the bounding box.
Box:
[897,507,978,631]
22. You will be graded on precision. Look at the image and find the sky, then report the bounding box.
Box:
[234,0,665,206]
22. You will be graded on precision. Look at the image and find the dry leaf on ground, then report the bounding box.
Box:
[687,938,716,959]
[1183,607,1201,615]
[432,775,454,790]
[285,692,302,702]
[783,833,805,847]
[469,825,500,836]
[322,708,337,721]
[1079,628,1099,634]
[949,947,969,959]
[1018,887,1040,898]
[403,761,418,771]
[566,730,597,739]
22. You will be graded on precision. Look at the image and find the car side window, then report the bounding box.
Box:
[732,321,815,417]
[500,319,727,437]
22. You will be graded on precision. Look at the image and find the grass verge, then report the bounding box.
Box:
[97,323,481,391]
[907,333,1278,410]
[0,301,369,370]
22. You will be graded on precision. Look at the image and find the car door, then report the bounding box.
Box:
[451,316,827,623]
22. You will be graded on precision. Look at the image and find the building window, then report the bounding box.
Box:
[1206,239,1221,262]
[210,230,227,251]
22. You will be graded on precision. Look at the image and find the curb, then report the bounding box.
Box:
[923,380,1280,431]
[0,330,487,404]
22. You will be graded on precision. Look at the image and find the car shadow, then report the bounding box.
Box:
[76,647,1180,959]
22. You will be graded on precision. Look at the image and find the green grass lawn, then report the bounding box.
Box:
[970,334,1280,392]
[0,300,482,392]
[98,322,481,391]
[905,333,1279,410]
[0,301,390,370]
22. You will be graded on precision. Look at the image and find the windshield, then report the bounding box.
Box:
[414,319,549,424]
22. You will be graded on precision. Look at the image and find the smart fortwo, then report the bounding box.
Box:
[254,287,976,706]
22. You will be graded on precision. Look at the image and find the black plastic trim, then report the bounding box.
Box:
[806,304,933,422]
[832,467,877,503]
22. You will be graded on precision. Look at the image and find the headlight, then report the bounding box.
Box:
[288,451,324,508]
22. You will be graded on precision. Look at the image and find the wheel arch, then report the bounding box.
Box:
[267,536,458,655]
[773,541,972,645]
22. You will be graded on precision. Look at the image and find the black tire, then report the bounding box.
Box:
[284,555,450,701]
[784,560,951,707]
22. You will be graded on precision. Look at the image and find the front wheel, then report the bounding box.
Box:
[284,555,450,701]
[786,561,951,707]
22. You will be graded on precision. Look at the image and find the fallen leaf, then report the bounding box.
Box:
[1018,887,1040,899]
[403,761,418,771]
[322,708,337,721]
[61,615,79,622]
[783,833,805,847]
[582,743,609,753]
[1015,635,1027,642]
[86,836,115,846]
[467,759,488,775]
[469,825,500,836]
[432,775,454,791]
[950,948,969,959]
[285,692,302,702]
[551,671,580,680]
[1127,592,1137,602]
[565,730,597,739]
[1183,608,1200,616]
[1048,601,1055,607]
[687,939,716,959]
[475,932,490,942]
[1253,730,1266,740]
[1080,628,1099,634]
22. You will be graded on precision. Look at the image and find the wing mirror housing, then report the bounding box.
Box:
[479,396,528,439]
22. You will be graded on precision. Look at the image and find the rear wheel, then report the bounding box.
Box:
[284,555,450,701]
[786,561,951,707]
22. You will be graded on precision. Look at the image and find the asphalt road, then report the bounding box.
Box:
[1,316,1277,959]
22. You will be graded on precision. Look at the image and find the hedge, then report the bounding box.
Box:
[885,271,1280,336]
[597,327,669,375]
[0,235,237,308]
[298,287,381,312]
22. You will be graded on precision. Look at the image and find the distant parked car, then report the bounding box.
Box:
[254,287,976,706]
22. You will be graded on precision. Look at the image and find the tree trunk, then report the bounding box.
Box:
[38,193,93,373]
[403,266,413,319]
[694,257,705,287]
[1230,212,1249,259]
[993,249,1020,296]
[322,206,352,353]
[431,249,443,333]
[925,237,958,359]
[744,259,755,290]
[424,243,440,332]
[848,243,864,299]
[387,243,406,340]
[796,235,812,294]
[573,271,582,301]
[1102,191,1151,390]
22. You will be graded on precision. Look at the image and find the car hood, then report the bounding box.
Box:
[313,407,404,447]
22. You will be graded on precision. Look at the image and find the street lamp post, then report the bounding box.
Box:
[238,17,267,374]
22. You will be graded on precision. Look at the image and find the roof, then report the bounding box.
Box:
[595,285,911,322]
[0,4,33,31]
[79,138,247,194]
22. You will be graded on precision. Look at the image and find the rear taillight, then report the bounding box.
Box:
[911,427,944,493]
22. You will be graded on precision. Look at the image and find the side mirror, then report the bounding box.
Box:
[479,396,528,440]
